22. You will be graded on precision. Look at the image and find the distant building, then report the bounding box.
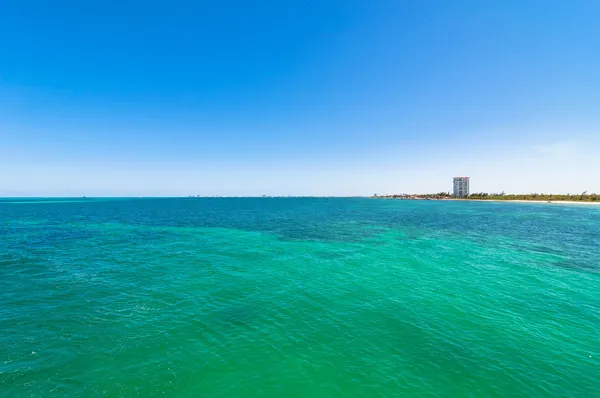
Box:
[453,177,470,197]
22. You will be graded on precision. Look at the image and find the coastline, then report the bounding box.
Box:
[372,197,600,205]
[466,199,600,206]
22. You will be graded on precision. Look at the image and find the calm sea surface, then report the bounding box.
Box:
[1,198,599,397]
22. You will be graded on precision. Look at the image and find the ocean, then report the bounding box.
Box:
[1,198,598,397]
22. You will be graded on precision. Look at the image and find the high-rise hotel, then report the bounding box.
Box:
[453,177,470,197]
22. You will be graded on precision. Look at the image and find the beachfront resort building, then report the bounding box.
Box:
[453,177,470,197]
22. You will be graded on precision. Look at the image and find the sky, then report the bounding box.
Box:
[1,0,599,196]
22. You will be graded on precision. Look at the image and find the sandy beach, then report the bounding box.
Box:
[461,199,600,206]
[377,198,600,206]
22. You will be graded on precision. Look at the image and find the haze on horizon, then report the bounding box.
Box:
[1,1,599,197]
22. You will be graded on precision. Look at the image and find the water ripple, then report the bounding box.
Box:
[1,198,599,397]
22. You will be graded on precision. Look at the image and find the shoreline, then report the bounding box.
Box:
[374,197,600,206]
[468,199,600,205]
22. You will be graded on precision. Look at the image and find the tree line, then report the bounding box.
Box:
[372,192,599,201]
[465,192,599,201]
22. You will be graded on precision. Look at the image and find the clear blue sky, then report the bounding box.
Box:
[1,0,599,196]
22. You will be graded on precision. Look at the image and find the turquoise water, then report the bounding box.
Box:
[1,198,598,397]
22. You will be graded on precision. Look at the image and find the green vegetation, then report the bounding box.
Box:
[373,192,452,199]
[372,192,600,202]
[465,192,599,202]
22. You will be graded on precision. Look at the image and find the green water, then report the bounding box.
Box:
[1,198,598,397]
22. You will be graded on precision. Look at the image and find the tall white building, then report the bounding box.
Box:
[453,177,470,197]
